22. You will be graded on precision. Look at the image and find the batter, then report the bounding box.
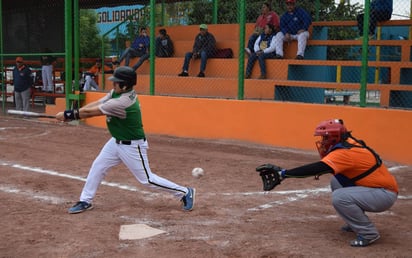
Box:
[56,66,195,214]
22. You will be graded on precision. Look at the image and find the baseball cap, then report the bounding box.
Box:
[199,24,208,30]
[15,56,24,62]
[286,0,296,3]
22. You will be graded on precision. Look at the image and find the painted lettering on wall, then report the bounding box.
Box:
[97,8,144,23]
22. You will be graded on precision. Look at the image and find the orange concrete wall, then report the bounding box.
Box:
[48,93,412,165]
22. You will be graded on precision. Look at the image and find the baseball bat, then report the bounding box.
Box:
[7,109,56,119]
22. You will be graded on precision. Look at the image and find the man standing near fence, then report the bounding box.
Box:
[12,57,32,112]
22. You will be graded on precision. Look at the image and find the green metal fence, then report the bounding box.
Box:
[1,0,412,111]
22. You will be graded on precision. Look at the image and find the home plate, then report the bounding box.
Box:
[119,224,166,240]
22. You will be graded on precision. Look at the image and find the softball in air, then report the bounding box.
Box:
[192,167,204,178]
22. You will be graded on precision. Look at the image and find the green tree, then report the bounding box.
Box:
[79,9,110,58]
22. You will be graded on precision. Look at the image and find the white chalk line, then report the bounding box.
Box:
[1,160,411,210]
[0,184,68,205]
[0,126,50,140]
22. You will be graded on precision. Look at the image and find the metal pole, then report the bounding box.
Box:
[65,0,73,109]
[238,0,246,100]
[0,0,5,113]
[359,0,371,107]
[213,0,218,24]
[149,0,156,95]
[74,0,80,93]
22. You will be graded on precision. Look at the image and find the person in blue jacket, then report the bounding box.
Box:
[274,0,312,60]
[118,27,150,71]
[245,24,277,79]
[357,0,393,39]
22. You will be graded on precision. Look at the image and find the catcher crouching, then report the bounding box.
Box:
[256,119,398,247]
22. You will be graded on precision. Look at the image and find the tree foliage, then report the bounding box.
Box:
[79,9,111,58]
[185,0,362,25]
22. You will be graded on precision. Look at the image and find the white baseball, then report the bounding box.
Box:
[192,167,204,178]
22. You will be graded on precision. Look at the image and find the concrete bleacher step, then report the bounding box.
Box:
[102,74,276,100]
[124,58,289,80]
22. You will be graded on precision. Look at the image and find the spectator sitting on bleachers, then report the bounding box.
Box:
[356,0,393,40]
[156,28,174,57]
[82,58,113,91]
[178,24,216,78]
[118,27,150,71]
[274,0,312,60]
[245,2,279,57]
[245,24,277,80]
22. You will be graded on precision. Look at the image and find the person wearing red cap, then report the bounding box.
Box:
[274,0,312,59]
[12,57,33,111]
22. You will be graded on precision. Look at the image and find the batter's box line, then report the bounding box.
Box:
[0,161,157,196]
[247,187,331,211]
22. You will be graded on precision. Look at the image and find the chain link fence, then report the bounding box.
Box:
[94,0,411,109]
[1,1,411,110]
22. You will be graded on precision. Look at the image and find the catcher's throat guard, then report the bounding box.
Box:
[256,164,283,191]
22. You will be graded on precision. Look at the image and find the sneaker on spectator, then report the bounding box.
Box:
[245,74,251,79]
[68,201,93,214]
[197,72,205,78]
[178,71,189,77]
[258,74,266,79]
[350,235,380,247]
[181,187,195,211]
[296,55,304,60]
[275,54,283,59]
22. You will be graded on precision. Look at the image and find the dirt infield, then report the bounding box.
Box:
[0,115,411,258]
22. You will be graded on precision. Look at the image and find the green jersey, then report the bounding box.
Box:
[99,89,145,140]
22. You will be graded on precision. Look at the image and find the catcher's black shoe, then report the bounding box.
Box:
[68,201,93,214]
[350,234,380,247]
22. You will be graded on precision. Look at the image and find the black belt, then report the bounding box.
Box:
[115,140,132,145]
[115,138,146,145]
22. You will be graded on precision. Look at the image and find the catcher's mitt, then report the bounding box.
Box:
[256,163,283,191]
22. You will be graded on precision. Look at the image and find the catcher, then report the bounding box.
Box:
[256,119,398,247]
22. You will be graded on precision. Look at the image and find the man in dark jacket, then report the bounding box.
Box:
[118,27,150,70]
[12,56,32,111]
[156,28,174,57]
[357,0,392,39]
[178,24,216,77]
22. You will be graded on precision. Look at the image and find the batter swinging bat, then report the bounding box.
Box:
[7,109,56,119]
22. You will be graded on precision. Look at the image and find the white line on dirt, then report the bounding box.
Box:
[0,184,68,204]
[1,161,411,207]
[0,161,157,196]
